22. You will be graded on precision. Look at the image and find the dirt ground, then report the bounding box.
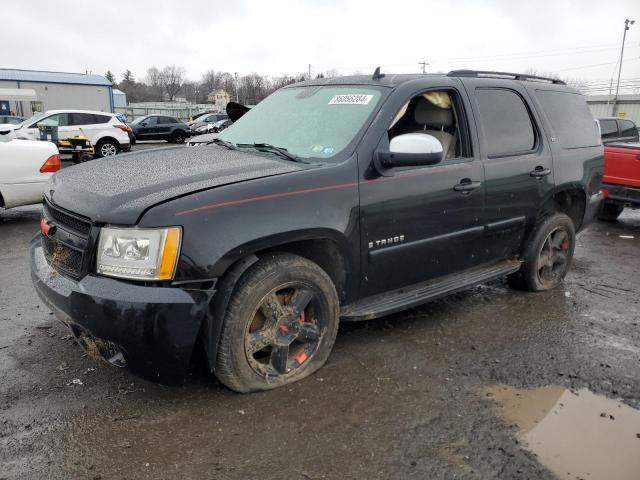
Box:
[1,205,639,480]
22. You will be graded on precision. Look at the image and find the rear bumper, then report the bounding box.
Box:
[602,182,640,208]
[30,236,213,385]
[120,142,131,152]
[581,190,605,231]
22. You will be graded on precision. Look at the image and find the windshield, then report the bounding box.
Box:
[219,86,383,160]
[17,111,48,128]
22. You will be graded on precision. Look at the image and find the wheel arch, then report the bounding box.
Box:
[96,136,121,150]
[539,185,587,231]
[202,229,355,372]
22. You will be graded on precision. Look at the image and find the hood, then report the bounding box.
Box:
[48,145,305,224]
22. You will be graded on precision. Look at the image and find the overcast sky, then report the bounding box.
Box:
[4,0,640,92]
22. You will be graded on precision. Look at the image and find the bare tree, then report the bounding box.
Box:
[145,67,164,101]
[160,65,186,101]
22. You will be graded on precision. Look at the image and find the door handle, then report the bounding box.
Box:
[453,179,482,192]
[530,166,551,178]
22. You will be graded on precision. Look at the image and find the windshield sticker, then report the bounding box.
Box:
[329,94,374,105]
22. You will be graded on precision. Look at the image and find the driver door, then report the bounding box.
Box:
[359,88,485,296]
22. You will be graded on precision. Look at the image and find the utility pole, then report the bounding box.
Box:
[234,72,239,103]
[308,64,312,80]
[418,60,429,74]
[612,18,635,116]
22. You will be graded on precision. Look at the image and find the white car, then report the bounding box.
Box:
[3,110,131,158]
[0,135,60,209]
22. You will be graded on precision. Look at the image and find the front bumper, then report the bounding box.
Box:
[581,190,605,231]
[30,237,213,385]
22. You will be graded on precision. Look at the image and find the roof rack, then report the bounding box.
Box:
[447,70,566,85]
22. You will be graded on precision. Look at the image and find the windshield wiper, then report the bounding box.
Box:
[206,138,237,150]
[236,143,307,163]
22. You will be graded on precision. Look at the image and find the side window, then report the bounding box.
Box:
[618,119,637,137]
[163,116,177,124]
[93,114,111,124]
[475,88,535,157]
[145,116,158,126]
[69,113,96,126]
[599,120,618,139]
[387,89,470,160]
[534,90,600,148]
[38,113,69,127]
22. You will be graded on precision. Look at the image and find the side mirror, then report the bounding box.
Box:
[377,134,443,173]
[141,122,147,127]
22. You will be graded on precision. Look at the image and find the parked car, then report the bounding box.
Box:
[0,135,60,209]
[193,119,232,135]
[31,70,604,392]
[189,113,229,132]
[187,102,250,146]
[598,141,640,220]
[4,110,131,157]
[0,115,25,125]
[598,117,639,144]
[130,115,190,143]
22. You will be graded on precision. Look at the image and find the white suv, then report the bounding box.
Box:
[6,110,131,157]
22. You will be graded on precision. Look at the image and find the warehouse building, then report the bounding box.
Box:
[586,94,640,124]
[0,68,113,118]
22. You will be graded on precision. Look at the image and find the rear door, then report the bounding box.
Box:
[156,116,174,139]
[461,79,555,262]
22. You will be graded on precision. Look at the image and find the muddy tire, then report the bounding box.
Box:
[508,213,576,292]
[215,253,339,393]
[598,202,624,222]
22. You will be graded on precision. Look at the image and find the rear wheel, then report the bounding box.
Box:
[95,139,119,158]
[508,213,575,292]
[598,202,624,222]
[171,131,186,144]
[215,253,339,393]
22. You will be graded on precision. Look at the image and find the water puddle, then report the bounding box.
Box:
[485,385,640,480]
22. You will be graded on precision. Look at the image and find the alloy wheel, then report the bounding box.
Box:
[536,226,571,288]
[244,283,325,378]
[101,142,117,156]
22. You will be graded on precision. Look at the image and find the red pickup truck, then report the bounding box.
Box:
[599,142,640,221]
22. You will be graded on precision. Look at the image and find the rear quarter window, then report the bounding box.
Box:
[535,90,600,148]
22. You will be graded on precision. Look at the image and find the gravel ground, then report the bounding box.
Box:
[0,204,639,480]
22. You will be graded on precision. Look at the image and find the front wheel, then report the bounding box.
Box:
[508,213,576,292]
[215,253,339,393]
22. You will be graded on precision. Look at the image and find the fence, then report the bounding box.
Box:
[115,103,225,122]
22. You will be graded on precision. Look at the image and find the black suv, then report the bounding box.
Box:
[31,70,604,392]
[130,115,190,143]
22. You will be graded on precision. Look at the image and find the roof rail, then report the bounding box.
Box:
[447,69,566,85]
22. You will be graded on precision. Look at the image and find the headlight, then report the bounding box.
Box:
[96,227,181,281]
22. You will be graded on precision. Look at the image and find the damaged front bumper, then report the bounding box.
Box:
[30,237,213,385]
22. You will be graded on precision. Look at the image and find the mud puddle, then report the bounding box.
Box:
[485,385,640,480]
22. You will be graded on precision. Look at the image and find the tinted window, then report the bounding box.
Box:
[69,113,97,125]
[145,116,158,126]
[535,90,600,148]
[94,114,111,124]
[599,119,618,139]
[475,88,535,156]
[162,116,177,124]
[618,119,637,137]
